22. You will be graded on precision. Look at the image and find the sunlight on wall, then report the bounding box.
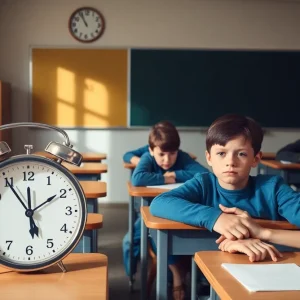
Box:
[56,67,76,125]
[57,67,75,104]
[84,78,109,126]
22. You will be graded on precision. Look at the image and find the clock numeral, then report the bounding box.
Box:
[96,17,100,22]
[75,16,80,22]
[4,177,13,187]
[6,240,13,250]
[60,224,68,233]
[84,34,88,39]
[72,22,76,27]
[97,23,101,28]
[65,206,72,215]
[46,239,54,248]
[26,245,33,255]
[23,171,34,181]
[90,33,94,38]
[60,189,67,198]
[84,9,90,15]
[47,176,51,185]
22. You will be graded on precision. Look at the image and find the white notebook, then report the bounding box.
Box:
[222,263,300,292]
[146,183,183,190]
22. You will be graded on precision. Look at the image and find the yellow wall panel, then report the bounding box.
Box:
[32,49,128,127]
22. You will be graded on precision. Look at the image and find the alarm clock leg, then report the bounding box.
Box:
[57,260,67,273]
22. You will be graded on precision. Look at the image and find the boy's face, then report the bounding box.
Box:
[205,135,261,190]
[149,146,178,170]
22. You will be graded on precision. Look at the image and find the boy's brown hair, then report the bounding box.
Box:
[148,121,180,152]
[206,114,264,155]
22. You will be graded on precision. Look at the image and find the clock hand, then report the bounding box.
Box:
[27,186,31,209]
[33,194,57,212]
[79,12,88,27]
[29,216,39,239]
[6,181,27,210]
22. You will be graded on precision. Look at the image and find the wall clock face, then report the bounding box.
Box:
[0,155,86,271]
[69,7,105,43]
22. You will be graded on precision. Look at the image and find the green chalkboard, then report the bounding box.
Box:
[130,49,300,128]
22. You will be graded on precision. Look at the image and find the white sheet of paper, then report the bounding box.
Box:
[146,183,184,190]
[222,263,300,292]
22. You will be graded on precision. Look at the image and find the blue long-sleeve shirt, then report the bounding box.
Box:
[150,172,300,231]
[131,151,208,186]
[123,145,149,163]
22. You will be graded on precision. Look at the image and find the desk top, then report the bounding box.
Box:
[194,251,300,300]
[0,253,108,300]
[141,206,204,230]
[63,162,108,174]
[35,151,107,162]
[127,182,169,197]
[86,213,103,230]
[261,152,276,160]
[141,207,298,231]
[80,181,107,198]
[260,159,300,170]
[124,162,136,170]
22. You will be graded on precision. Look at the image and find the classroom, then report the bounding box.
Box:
[1,0,300,299]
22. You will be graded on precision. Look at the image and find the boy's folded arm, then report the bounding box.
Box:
[150,177,221,230]
[123,145,148,163]
[131,153,164,186]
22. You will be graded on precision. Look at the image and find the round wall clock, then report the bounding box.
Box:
[0,123,87,272]
[69,7,105,43]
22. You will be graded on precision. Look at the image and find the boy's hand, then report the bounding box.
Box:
[164,172,176,184]
[130,156,140,166]
[213,212,251,240]
[215,204,269,243]
[218,238,283,262]
[164,171,176,178]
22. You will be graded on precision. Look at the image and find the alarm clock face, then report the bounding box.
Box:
[0,155,86,270]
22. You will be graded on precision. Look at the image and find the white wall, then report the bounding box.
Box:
[0,0,300,203]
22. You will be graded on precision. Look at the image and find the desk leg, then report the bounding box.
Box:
[129,195,135,291]
[87,199,98,253]
[210,285,220,300]
[191,257,197,300]
[141,198,150,300]
[157,230,168,300]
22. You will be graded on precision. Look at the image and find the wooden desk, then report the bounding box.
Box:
[194,251,300,300]
[35,151,107,162]
[124,162,136,171]
[75,213,103,253]
[80,181,107,212]
[0,253,108,300]
[63,162,107,181]
[141,206,299,300]
[258,159,300,187]
[127,182,168,294]
[261,152,276,160]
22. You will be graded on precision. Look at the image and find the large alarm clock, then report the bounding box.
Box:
[0,123,87,272]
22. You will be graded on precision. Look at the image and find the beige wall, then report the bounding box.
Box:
[0,0,300,202]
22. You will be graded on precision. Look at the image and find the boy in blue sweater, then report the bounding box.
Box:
[150,114,300,263]
[123,121,208,299]
[130,121,208,186]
